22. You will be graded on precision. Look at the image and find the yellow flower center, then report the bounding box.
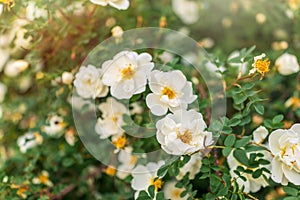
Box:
[162,87,176,99]
[39,174,49,185]
[17,187,27,197]
[111,116,119,123]
[121,64,135,80]
[177,129,193,144]
[150,178,163,191]
[172,189,182,198]
[113,135,126,149]
[105,166,116,176]
[255,58,270,76]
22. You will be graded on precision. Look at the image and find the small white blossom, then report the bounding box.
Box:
[17,132,42,153]
[32,171,53,187]
[269,124,300,185]
[62,72,74,85]
[102,51,154,99]
[90,0,130,10]
[74,65,108,99]
[156,110,213,155]
[176,153,202,180]
[131,161,165,196]
[172,0,199,24]
[95,97,129,139]
[164,181,188,200]
[116,147,138,179]
[42,115,66,137]
[146,70,197,116]
[4,60,29,77]
[275,53,300,76]
[26,1,48,21]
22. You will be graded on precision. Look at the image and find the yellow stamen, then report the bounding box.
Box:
[177,129,192,144]
[112,135,126,149]
[39,174,49,185]
[162,87,176,99]
[150,178,163,191]
[255,58,270,77]
[121,64,135,80]
[105,166,116,176]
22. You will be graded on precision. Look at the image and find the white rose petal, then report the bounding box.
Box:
[95,97,129,139]
[102,51,154,99]
[146,70,197,116]
[156,109,212,155]
[74,64,108,99]
[253,126,268,144]
[269,124,300,185]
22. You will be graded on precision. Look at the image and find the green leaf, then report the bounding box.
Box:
[283,186,299,196]
[233,149,249,166]
[273,114,284,124]
[252,169,262,179]
[224,134,236,147]
[254,104,264,115]
[148,185,155,198]
[222,147,232,157]
[234,136,251,148]
[136,191,151,200]
[234,93,248,105]
[157,164,169,178]
[156,191,164,200]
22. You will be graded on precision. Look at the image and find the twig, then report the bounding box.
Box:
[226,74,254,91]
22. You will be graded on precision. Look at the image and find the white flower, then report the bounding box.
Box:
[172,0,200,24]
[26,1,48,21]
[269,124,300,185]
[32,171,53,187]
[111,26,124,39]
[0,82,7,103]
[131,161,165,194]
[62,71,74,85]
[227,150,271,193]
[90,0,129,10]
[249,53,270,78]
[42,115,66,137]
[253,126,269,145]
[176,153,202,180]
[163,181,188,200]
[275,53,300,76]
[95,97,129,139]
[159,51,174,64]
[156,109,213,155]
[116,147,138,179]
[4,60,29,77]
[73,65,108,99]
[146,70,197,116]
[17,132,42,153]
[102,51,154,99]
